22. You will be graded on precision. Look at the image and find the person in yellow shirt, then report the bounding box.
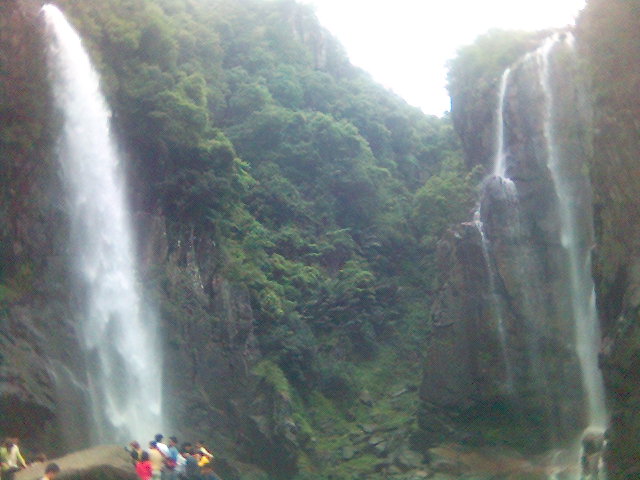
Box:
[195,442,213,468]
[148,442,164,480]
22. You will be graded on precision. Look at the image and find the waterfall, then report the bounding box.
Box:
[42,4,163,444]
[473,211,515,392]
[477,31,607,454]
[492,68,511,179]
[473,63,519,392]
[537,35,608,431]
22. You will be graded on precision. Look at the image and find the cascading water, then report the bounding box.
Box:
[537,34,608,431]
[473,63,519,392]
[492,68,511,179]
[473,211,515,392]
[42,4,163,443]
[477,32,608,476]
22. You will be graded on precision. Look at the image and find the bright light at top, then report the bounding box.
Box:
[300,0,587,115]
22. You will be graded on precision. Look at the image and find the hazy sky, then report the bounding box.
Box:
[299,0,587,115]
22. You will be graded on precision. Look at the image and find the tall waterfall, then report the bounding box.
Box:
[478,32,607,443]
[492,68,511,179]
[42,4,162,443]
[537,35,608,431]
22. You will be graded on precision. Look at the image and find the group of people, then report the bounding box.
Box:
[127,434,220,480]
[0,438,60,480]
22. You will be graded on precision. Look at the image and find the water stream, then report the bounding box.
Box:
[42,4,162,444]
[537,34,608,431]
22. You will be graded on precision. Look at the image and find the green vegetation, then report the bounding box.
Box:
[52,0,470,387]
[0,0,499,476]
[37,0,475,475]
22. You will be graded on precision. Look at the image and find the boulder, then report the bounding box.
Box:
[16,445,136,480]
[393,447,424,471]
[358,390,374,407]
[341,445,356,461]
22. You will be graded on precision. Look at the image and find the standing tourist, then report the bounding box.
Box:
[182,449,200,480]
[166,437,180,480]
[148,442,164,480]
[154,435,170,457]
[136,451,153,480]
[195,441,213,468]
[128,441,144,465]
[1,438,27,480]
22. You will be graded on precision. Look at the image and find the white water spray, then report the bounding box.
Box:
[493,68,512,179]
[42,4,163,443]
[538,34,608,431]
[473,212,515,392]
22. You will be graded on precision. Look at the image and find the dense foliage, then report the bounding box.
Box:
[51,0,472,384]
[0,0,479,476]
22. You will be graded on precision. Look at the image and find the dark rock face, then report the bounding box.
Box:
[0,4,301,476]
[578,1,640,477]
[16,445,136,480]
[421,37,593,451]
[419,224,510,445]
[138,217,300,479]
[0,0,92,455]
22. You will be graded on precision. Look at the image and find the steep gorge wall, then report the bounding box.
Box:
[0,0,92,454]
[0,3,301,476]
[420,38,590,451]
[424,2,640,476]
[577,1,640,477]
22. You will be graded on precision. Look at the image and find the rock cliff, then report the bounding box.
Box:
[578,1,640,477]
[0,3,302,476]
[421,34,592,452]
[0,0,92,455]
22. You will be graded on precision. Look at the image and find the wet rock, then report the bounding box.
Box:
[373,441,388,457]
[358,389,374,407]
[359,424,377,434]
[393,447,424,471]
[391,387,408,398]
[421,37,592,451]
[430,458,464,477]
[373,461,392,473]
[409,470,432,479]
[386,465,403,475]
[16,445,136,480]
[341,445,356,461]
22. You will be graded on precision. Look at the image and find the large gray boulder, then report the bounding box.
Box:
[16,445,136,480]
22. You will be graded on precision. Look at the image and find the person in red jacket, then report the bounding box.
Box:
[136,451,153,480]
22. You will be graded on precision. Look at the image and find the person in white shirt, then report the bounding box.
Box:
[154,434,170,457]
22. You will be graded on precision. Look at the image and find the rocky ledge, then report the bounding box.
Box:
[16,445,136,480]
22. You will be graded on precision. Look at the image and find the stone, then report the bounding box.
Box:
[373,441,388,457]
[16,445,136,480]
[391,387,408,398]
[359,389,374,407]
[344,410,357,422]
[430,458,464,477]
[359,424,377,434]
[341,445,356,461]
[394,447,424,471]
